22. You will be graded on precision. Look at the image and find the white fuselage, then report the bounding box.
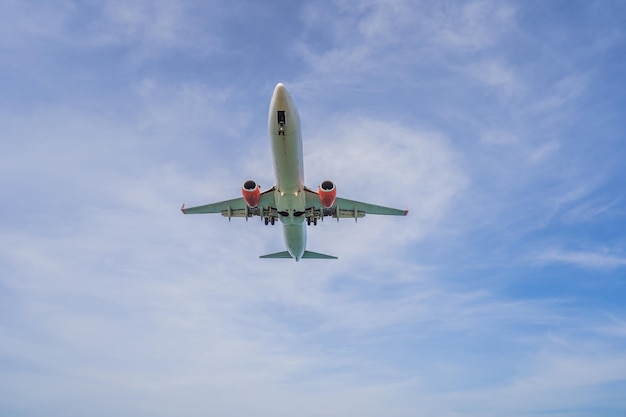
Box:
[268,83,307,260]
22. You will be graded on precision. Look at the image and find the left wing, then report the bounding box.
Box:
[182,187,276,220]
[304,188,408,220]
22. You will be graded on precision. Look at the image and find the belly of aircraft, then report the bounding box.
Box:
[275,191,306,225]
[282,224,306,260]
[272,132,304,194]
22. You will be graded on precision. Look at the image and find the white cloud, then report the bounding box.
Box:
[0,0,224,58]
[465,59,523,97]
[445,351,626,415]
[596,318,626,338]
[559,197,620,225]
[295,0,517,83]
[527,140,561,163]
[431,0,516,52]
[531,74,589,113]
[480,128,519,145]
[303,116,467,254]
[537,248,626,269]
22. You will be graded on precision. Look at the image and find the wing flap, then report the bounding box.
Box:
[182,187,276,218]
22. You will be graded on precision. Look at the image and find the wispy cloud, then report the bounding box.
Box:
[530,74,590,113]
[537,248,626,269]
[0,0,223,53]
[294,0,517,84]
[429,0,516,52]
[465,59,524,98]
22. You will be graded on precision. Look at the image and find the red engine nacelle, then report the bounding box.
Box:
[242,180,261,208]
[318,180,337,208]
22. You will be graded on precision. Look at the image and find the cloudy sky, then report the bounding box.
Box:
[1,1,626,416]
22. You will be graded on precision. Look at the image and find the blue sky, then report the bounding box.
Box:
[1,1,626,416]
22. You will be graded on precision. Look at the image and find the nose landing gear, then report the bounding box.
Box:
[277,111,286,136]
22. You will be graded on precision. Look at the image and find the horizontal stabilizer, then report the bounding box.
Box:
[259,251,338,260]
[259,251,293,259]
[302,251,338,259]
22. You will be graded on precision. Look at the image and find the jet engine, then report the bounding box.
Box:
[242,180,261,208]
[318,180,337,208]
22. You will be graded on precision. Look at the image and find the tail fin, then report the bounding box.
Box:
[259,251,337,260]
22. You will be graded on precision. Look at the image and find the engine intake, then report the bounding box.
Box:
[242,180,261,208]
[318,180,337,208]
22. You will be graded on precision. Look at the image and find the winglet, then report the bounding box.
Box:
[181,204,187,214]
[403,208,409,216]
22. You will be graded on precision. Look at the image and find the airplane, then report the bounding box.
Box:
[181,83,408,261]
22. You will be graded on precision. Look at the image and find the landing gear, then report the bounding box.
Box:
[306,214,320,226]
[264,217,269,225]
[277,111,286,136]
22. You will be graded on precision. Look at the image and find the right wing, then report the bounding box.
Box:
[332,196,408,218]
[304,188,408,220]
[181,187,276,219]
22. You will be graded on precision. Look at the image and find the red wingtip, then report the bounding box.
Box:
[181,203,186,214]
[403,209,409,216]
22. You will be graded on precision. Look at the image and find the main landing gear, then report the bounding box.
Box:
[263,208,322,226]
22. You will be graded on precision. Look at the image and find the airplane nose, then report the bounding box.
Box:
[273,83,288,100]
[269,82,295,135]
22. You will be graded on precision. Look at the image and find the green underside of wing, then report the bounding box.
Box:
[303,251,338,259]
[333,197,407,216]
[259,251,293,259]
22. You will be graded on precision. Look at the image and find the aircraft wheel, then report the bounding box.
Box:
[264,217,269,225]
[271,217,275,225]
[313,218,317,226]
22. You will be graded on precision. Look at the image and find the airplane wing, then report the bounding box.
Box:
[304,188,408,220]
[182,187,276,219]
[332,196,408,217]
